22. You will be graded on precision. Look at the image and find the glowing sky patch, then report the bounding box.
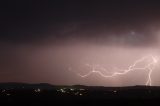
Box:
[1,1,160,86]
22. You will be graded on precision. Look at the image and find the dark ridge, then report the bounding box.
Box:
[0,83,160,105]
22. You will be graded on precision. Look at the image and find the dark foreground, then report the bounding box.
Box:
[0,83,160,105]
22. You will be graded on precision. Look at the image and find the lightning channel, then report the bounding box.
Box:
[70,55,158,86]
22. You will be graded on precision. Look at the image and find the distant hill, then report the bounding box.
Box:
[0,82,55,89]
[0,82,159,89]
[0,83,160,105]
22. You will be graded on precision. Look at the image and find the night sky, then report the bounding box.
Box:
[1,0,160,86]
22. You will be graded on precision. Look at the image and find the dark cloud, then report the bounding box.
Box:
[2,0,160,46]
[1,1,160,85]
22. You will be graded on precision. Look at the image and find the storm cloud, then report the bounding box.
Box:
[1,0,160,86]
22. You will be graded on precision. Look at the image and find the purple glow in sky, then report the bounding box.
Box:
[1,1,160,86]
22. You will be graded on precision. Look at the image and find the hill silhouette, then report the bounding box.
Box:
[0,83,160,105]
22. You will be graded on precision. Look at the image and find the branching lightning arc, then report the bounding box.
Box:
[69,55,158,86]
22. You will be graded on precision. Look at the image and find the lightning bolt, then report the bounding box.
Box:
[69,55,158,86]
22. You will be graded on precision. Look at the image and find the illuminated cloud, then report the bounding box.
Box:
[1,1,160,86]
